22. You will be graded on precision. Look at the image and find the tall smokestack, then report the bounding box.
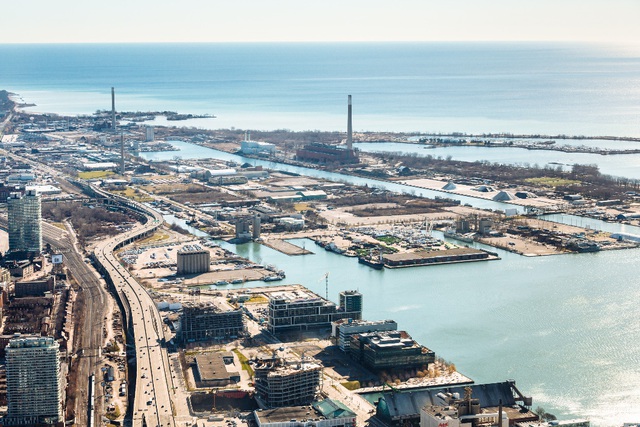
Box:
[111,87,116,131]
[347,95,352,150]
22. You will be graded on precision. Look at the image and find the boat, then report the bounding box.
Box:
[443,228,474,243]
[214,280,229,286]
[358,248,384,269]
[358,256,384,270]
[567,240,601,253]
[231,279,244,284]
[325,242,345,254]
[263,275,283,282]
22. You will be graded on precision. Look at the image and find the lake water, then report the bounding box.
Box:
[150,141,640,425]
[354,142,640,180]
[5,42,640,424]
[2,42,640,136]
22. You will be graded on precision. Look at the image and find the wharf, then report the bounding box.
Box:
[261,238,314,255]
[383,247,499,268]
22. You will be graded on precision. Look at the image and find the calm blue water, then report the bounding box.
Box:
[2,42,640,135]
[4,42,640,424]
[355,142,640,179]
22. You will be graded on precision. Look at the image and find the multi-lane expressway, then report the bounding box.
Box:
[91,187,176,427]
[3,179,177,426]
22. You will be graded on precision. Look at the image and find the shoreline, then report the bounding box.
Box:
[5,88,640,142]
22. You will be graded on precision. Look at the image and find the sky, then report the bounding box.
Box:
[3,0,640,44]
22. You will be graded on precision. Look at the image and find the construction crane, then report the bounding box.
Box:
[319,272,330,299]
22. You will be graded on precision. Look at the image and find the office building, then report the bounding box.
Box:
[7,190,42,256]
[331,319,397,352]
[338,290,362,315]
[349,330,435,371]
[4,336,62,426]
[267,289,363,335]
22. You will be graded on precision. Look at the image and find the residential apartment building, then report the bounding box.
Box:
[4,336,61,426]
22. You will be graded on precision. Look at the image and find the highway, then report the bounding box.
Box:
[90,186,176,427]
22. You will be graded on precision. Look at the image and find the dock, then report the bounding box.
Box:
[261,238,314,255]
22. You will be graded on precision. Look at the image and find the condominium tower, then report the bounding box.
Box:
[4,336,62,426]
[7,190,42,255]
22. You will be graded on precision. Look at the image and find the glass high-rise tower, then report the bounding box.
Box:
[7,190,42,255]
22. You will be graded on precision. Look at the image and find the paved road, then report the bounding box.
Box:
[91,187,176,427]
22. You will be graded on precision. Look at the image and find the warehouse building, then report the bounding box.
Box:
[193,352,240,387]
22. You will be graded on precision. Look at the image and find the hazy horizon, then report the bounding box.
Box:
[4,0,640,44]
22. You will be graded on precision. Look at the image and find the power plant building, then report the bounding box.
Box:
[349,330,435,371]
[296,95,358,165]
[295,143,358,165]
[7,190,42,256]
[180,303,246,343]
[4,336,62,426]
[176,246,210,275]
[254,357,323,408]
[267,289,363,335]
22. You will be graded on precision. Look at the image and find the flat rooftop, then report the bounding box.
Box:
[383,247,486,262]
[269,288,328,304]
[195,353,238,381]
[255,406,322,423]
[258,361,322,377]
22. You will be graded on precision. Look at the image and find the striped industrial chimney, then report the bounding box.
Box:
[347,95,353,150]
